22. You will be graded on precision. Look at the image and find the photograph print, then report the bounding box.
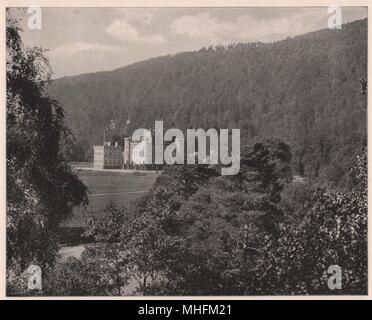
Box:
[5,5,368,296]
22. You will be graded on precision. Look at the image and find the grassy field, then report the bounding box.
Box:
[62,170,159,227]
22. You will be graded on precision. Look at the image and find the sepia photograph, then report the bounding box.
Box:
[3,3,368,298]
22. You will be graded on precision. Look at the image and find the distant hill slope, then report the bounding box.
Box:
[49,19,367,186]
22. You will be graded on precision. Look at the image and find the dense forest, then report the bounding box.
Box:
[49,19,367,186]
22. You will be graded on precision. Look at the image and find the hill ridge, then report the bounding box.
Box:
[50,18,367,186]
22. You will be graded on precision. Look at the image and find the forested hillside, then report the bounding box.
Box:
[49,19,367,186]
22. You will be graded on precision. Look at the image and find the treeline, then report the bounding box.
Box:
[6,16,87,293]
[40,141,367,296]
[49,19,367,187]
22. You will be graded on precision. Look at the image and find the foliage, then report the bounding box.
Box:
[254,149,367,295]
[159,139,293,294]
[279,180,317,224]
[43,147,367,296]
[6,16,87,295]
[115,140,292,295]
[122,165,218,294]
[45,203,131,296]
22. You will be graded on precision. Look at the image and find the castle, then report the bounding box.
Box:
[93,136,157,170]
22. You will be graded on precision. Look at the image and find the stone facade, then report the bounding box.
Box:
[122,136,156,170]
[93,137,158,170]
[93,142,123,169]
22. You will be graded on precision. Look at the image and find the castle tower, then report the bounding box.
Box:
[123,137,131,168]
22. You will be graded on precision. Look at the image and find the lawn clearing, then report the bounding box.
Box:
[62,170,159,227]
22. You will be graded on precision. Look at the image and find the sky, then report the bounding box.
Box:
[8,7,367,79]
